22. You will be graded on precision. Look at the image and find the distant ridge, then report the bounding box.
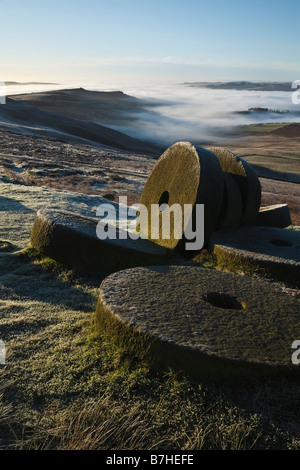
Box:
[233,107,300,116]
[5,81,59,86]
[0,97,162,155]
[10,87,151,129]
[183,81,294,92]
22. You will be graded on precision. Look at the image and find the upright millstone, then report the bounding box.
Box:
[138,142,224,251]
[207,147,261,225]
[217,172,243,228]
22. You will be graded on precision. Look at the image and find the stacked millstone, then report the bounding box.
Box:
[207,147,291,229]
[138,142,294,253]
[204,147,298,283]
[138,142,265,253]
[206,147,291,228]
[138,142,225,248]
[207,146,262,227]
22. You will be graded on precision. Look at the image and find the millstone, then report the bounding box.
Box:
[217,172,243,228]
[255,204,292,228]
[208,226,300,285]
[95,265,300,382]
[138,142,224,250]
[30,209,181,274]
[207,147,261,225]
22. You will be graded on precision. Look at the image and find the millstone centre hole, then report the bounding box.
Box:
[159,191,170,212]
[202,292,245,310]
[0,241,12,251]
[269,239,293,247]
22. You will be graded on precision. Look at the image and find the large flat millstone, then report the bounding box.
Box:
[96,265,300,382]
[30,209,181,274]
[208,226,300,285]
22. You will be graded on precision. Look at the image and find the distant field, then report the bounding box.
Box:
[208,122,300,225]
[242,155,300,182]
[239,123,292,133]
[215,123,300,185]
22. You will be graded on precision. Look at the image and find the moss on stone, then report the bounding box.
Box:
[217,172,243,228]
[207,147,261,225]
[138,142,224,250]
[208,226,300,286]
[30,209,183,275]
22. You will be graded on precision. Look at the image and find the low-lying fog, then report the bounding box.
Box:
[5,80,300,145]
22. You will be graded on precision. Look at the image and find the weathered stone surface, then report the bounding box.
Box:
[217,172,243,228]
[208,226,300,285]
[95,265,300,382]
[255,204,292,228]
[207,147,261,225]
[138,142,224,250]
[30,209,182,274]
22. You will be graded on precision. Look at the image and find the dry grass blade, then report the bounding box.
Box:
[16,393,166,451]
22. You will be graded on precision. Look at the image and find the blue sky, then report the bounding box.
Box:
[1,0,299,83]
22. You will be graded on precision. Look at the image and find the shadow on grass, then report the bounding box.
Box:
[0,248,101,313]
[0,195,34,213]
[251,163,300,184]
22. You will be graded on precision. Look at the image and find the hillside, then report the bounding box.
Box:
[11,88,148,126]
[0,96,161,156]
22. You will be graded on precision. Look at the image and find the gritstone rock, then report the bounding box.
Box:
[217,172,243,228]
[95,265,300,382]
[208,226,300,285]
[255,204,292,228]
[30,209,183,274]
[138,142,224,250]
[207,147,261,225]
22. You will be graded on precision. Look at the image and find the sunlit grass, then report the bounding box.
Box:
[0,249,299,450]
